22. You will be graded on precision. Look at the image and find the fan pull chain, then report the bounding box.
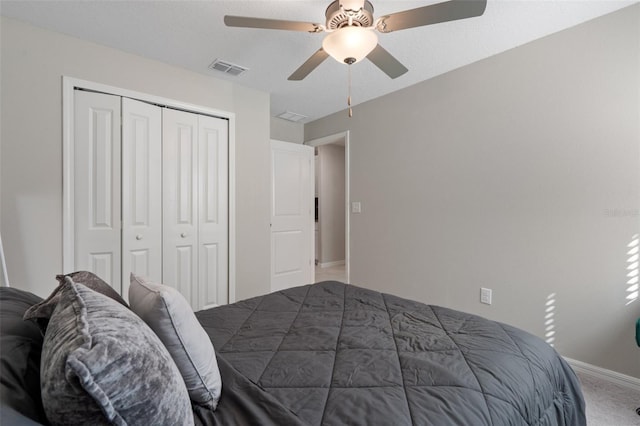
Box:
[347,65,353,118]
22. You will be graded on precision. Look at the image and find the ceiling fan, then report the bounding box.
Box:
[224,0,487,81]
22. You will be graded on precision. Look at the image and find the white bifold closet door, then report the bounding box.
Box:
[197,114,229,309]
[73,90,228,309]
[74,91,122,286]
[162,109,228,310]
[121,98,163,297]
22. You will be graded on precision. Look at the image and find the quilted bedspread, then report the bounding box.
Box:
[194,281,585,426]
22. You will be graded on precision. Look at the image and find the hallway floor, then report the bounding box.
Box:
[314,264,346,283]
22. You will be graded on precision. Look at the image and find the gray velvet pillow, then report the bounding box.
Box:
[40,277,194,426]
[24,271,128,331]
[56,271,128,307]
[129,274,222,410]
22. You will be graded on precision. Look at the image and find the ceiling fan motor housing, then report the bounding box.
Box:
[325,1,375,29]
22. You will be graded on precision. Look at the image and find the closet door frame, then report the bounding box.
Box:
[62,76,237,303]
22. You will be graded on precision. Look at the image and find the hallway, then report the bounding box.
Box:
[314,264,346,283]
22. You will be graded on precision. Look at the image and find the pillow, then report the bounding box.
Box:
[0,288,48,424]
[0,287,44,344]
[129,273,222,409]
[56,271,128,307]
[24,271,128,331]
[40,277,194,425]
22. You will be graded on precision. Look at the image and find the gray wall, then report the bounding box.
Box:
[1,17,271,301]
[306,5,640,377]
[270,117,304,144]
[317,144,346,265]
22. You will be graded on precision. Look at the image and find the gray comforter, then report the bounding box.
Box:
[194,281,585,425]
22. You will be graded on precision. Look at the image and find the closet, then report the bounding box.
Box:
[71,89,228,310]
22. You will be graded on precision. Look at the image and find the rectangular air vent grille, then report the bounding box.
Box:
[276,111,308,123]
[208,59,248,76]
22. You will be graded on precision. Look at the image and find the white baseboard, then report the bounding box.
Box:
[564,357,640,392]
[318,260,345,268]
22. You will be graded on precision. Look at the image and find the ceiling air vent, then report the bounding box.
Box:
[276,111,308,123]
[208,59,248,76]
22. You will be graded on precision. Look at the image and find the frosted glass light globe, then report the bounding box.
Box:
[322,26,378,64]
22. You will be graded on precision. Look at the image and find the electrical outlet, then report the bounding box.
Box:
[480,288,492,305]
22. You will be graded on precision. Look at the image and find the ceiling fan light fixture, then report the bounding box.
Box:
[322,26,378,64]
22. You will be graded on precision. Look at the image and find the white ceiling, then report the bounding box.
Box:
[1,0,636,122]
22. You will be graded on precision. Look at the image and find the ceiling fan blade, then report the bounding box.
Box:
[377,0,487,33]
[224,16,321,33]
[288,49,330,81]
[366,44,408,79]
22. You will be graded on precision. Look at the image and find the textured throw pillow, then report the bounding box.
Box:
[0,288,48,424]
[24,271,128,331]
[129,273,222,409]
[40,277,194,426]
[56,271,128,307]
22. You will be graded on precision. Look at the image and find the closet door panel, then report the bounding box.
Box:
[201,243,219,306]
[122,98,162,296]
[74,90,121,290]
[163,108,198,306]
[198,116,229,309]
[175,246,194,302]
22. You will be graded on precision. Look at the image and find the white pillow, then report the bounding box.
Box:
[128,273,222,409]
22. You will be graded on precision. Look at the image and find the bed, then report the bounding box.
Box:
[1,279,586,425]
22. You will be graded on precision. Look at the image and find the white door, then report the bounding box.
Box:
[69,85,232,305]
[121,98,162,296]
[163,109,229,309]
[163,108,199,305]
[270,140,314,292]
[198,115,229,309]
[74,90,122,289]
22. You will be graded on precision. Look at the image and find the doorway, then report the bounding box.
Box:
[305,131,350,284]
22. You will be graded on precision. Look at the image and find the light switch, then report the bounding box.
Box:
[351,202,361,214]
[480,288,492,305]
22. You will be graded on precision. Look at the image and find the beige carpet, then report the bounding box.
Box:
[577,370,640,426]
